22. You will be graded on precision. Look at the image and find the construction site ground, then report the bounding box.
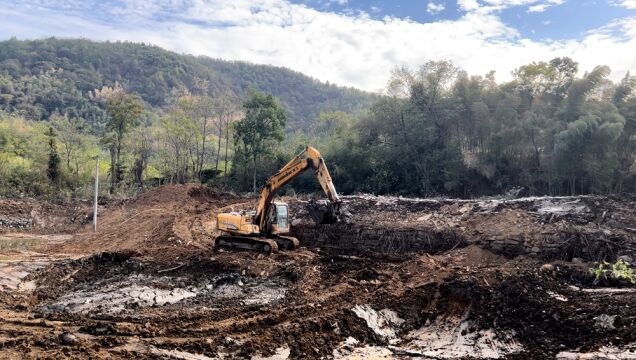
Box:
[0,184,634,359]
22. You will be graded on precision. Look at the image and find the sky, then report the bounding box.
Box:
[0,0,635,92]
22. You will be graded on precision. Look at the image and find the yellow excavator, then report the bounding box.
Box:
[215,146,341,253]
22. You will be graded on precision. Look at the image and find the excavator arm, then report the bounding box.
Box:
[254,146,341,231]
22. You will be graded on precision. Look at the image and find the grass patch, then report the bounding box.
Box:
[0,237,42,251]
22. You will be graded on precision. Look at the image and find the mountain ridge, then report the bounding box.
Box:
[0,37,376,131]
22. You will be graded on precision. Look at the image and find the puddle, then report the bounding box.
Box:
[204,274,288,306]
[41,273,288,315]
[151,347,218,360]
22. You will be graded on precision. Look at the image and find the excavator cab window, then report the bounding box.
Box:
[275,204,288,230]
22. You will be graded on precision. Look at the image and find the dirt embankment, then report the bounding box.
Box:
[39,185,250,259]
[291,194,636,261]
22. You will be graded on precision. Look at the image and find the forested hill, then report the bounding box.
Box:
[0,38,375,131]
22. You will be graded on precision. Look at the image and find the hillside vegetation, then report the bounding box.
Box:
[0,38,374,131]
[0,38,634,199]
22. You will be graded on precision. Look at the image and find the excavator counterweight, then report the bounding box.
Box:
[214,146,340,253]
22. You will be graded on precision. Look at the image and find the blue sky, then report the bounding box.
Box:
[291,0,635,41]
[0,0,635,91]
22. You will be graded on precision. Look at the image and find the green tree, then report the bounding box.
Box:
[161,105,198,184]
[233,91,286,193]
[46,126,60,185]
[104,92,144,192]
[51,114,85,175]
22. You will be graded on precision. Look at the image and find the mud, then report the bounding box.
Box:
[0,185,633,358]
[290,194,636,261]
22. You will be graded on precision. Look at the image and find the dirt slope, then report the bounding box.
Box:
[48,185,249,259]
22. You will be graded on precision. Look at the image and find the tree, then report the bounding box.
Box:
[613,73,636,192]
[213,95,238,175]
[104,92,144,192]
[51,114,85,175]
[130,115,155,188]
[46,126,60,185]
[161,105,198,184]
[233,91,286,193]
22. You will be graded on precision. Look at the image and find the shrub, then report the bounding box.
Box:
[589,259,635,286]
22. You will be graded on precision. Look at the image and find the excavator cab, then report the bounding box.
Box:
[269,202,289,234]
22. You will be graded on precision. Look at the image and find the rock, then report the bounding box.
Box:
[571,257,584,264]
[594,314,616,330]
[617,255,633,265]
[540,264,555,272]
[59,332,78,345]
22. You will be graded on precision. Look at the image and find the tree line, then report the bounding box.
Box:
[315,59,635,196]
[0,56,634,199]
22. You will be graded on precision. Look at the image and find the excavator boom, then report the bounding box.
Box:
[254,146,340,231]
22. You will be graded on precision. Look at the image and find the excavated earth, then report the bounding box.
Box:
[0,184,634,359]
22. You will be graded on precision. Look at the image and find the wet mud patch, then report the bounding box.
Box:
[31,252,290,318]
[337,262,636,359]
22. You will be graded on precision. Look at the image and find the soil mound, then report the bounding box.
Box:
[50,184,247,259]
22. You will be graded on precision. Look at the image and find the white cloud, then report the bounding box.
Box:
[0,0,634,93]
[615,0,636,9]
[528,0,565,12]
[427,2,446,14]
[458,0,481,11]
[458,0,565,13]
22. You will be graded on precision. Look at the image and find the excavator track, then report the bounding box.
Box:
[271,235,300,250]
[215,235,279,254]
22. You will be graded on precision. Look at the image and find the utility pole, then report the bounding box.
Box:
[93,157,99,232]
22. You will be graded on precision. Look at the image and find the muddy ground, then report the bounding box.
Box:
[0,185,634,359]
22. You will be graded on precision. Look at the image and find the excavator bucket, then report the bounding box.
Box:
[308,199,340,224]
